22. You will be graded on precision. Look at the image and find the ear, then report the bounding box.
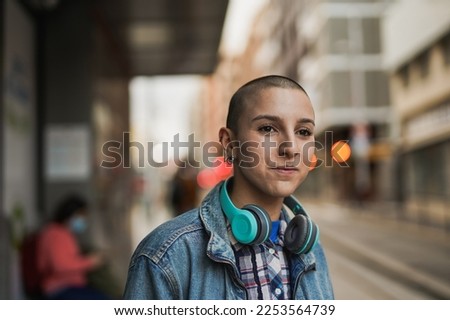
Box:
[219,127,236,156]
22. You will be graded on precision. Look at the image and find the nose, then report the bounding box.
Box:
[278,134,300,159]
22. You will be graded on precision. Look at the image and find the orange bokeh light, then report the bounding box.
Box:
[331,141,351,163]
[309,154,318,171]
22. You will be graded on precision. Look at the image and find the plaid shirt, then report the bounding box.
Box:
[229,215,291,300]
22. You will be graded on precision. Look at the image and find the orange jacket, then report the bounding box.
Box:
[37,223,95,295]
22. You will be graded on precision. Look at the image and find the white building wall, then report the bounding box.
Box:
[382,0,450,70]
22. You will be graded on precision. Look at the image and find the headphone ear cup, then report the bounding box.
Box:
[230,212,258,244]
[284,215,318,254]
[242,204,272,245]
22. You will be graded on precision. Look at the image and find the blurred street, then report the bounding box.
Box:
[2,0,450,301]
[303,201,450,299]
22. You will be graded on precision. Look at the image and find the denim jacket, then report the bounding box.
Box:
[123,181,334,300]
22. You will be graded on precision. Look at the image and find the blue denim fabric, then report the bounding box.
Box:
[123,181,334,300]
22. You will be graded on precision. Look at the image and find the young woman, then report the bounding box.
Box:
[123,75,334,300]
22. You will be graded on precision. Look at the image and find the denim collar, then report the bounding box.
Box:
[199,181,237,263]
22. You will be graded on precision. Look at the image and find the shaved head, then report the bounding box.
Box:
[226,75,309,133]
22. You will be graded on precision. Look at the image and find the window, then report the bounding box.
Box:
[399,64,409,87]
[328,18,349,54]
[417,50,429,78]
[361,18,381,54]
[365,71,390,106]
[328,71,351,106]
[407,142,447,197]
[441,33,450,66]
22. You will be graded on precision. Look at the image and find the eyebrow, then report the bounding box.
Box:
[251,114,315,126]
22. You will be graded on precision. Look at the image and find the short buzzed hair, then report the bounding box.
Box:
[226,75,309,133]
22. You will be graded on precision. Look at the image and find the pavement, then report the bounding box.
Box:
[301,200,450,299]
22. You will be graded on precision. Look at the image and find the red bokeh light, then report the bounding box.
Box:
[197,157,233,189]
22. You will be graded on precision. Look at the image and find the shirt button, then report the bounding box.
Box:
[275,288,282,296]
[269,248,275,255]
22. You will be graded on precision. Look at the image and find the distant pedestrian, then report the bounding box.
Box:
[169,163,199,216]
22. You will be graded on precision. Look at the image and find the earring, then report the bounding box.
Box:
[225,151,234,164]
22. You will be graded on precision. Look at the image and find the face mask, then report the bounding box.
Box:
[69,216,87,234]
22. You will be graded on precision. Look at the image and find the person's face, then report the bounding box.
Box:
[68,210,88,234]
[230,87,315,199]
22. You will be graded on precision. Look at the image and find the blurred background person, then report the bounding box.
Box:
[36,195,108,299]
[168,163,199,217]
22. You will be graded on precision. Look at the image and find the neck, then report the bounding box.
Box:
[228,177,284,221]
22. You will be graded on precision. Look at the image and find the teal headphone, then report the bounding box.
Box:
[220,178,319,255]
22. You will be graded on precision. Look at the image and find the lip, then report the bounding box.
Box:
[271,167,299,174]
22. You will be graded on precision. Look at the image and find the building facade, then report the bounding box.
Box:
[382,0,450,227]
[295,0,392,202]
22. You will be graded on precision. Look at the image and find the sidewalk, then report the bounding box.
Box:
[301,200,450,299]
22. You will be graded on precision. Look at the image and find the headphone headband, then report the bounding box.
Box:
[219,178,239,218]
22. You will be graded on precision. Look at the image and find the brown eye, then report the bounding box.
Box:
[297,129,312,136]
[259,125,275,133]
